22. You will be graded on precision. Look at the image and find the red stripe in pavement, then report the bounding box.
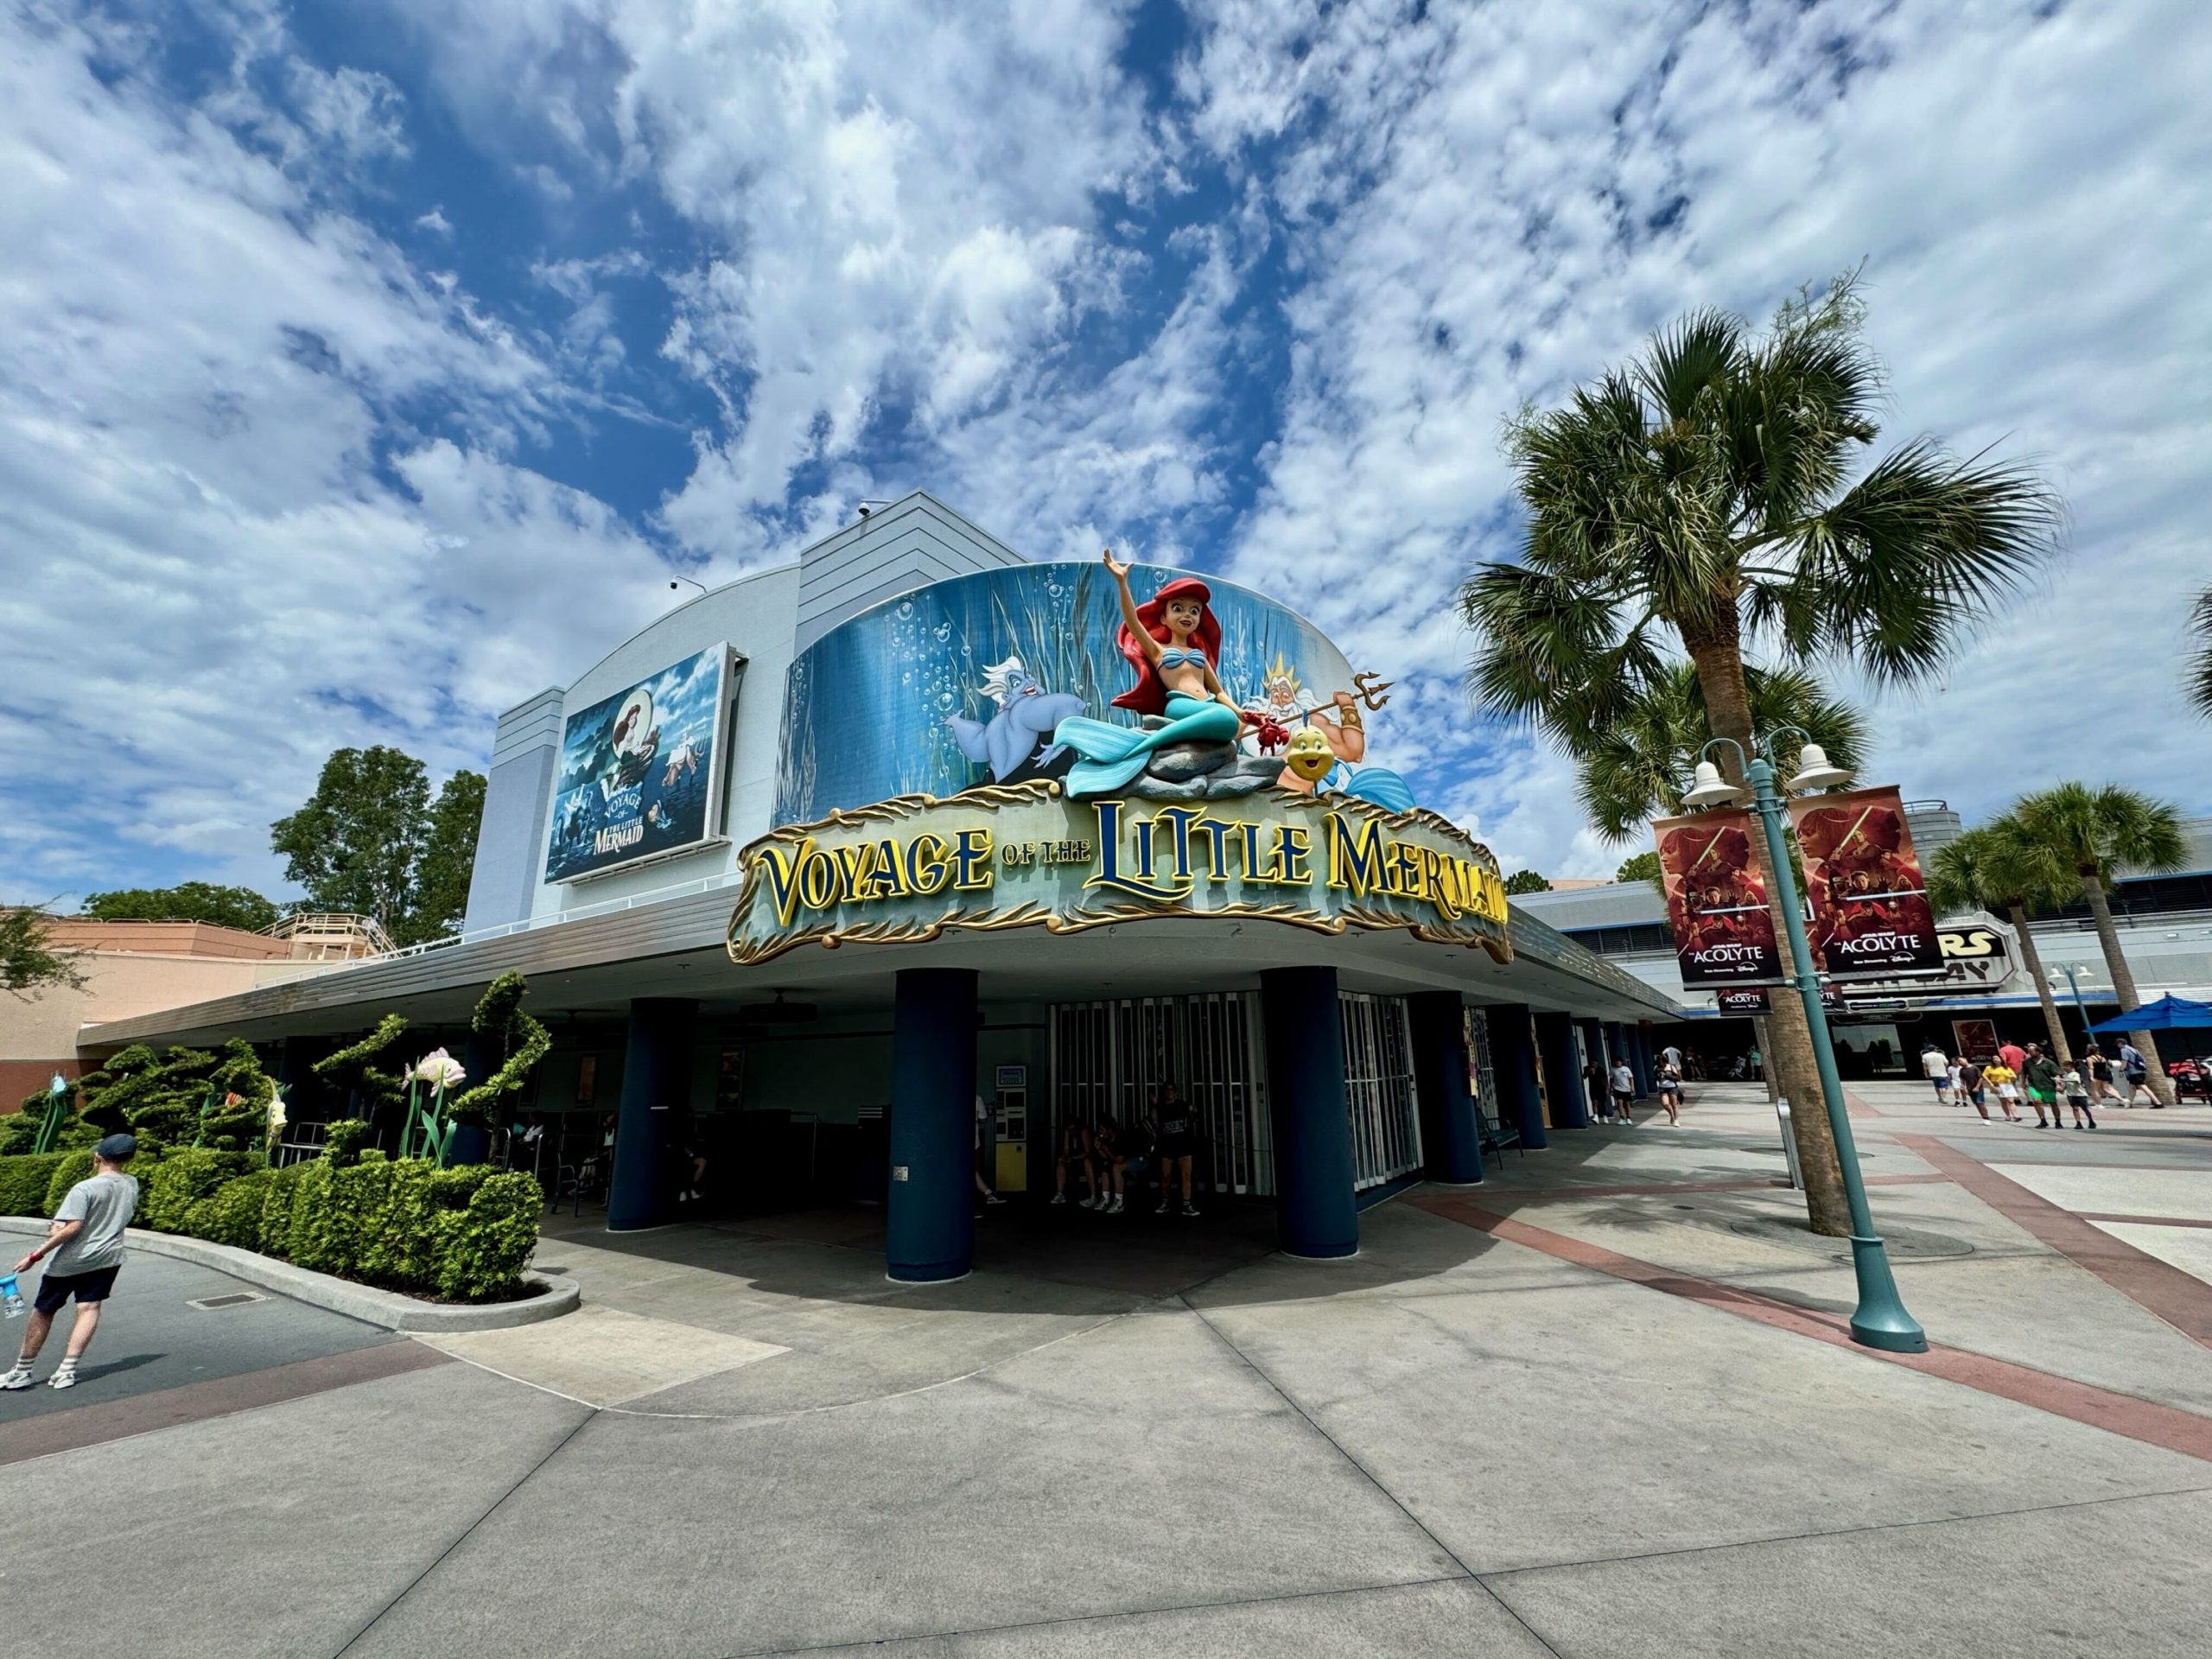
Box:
[1467,1173,1949,1204]
[1894,1134,2212,1351]
[1406,1190,2212,1465]
[2077,1213,2212,1231]
[0,1340,451,1466]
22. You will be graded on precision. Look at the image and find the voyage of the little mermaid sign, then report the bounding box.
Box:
[725,779,1512,967]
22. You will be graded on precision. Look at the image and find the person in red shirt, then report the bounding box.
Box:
[1999,1039,2028,1077]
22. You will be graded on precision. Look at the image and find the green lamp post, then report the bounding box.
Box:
[1684,728,1929,1354]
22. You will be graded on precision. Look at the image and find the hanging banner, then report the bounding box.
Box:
[1652,810,1783,988]
[1788,785,1942,981]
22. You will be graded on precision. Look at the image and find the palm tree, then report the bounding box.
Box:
[1574,663,1866,838]
[1928,823,2075,1063]
[2189,584,2212,721]
[2011,784,2189,1104]
[1464,274,2062,1236]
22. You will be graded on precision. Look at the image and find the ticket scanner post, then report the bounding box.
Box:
[994,1065,1028,1193]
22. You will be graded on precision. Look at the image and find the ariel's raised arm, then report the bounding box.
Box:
[1102,548,1159,661]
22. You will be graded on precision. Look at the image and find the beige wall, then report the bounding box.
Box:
[0,949,339,1107]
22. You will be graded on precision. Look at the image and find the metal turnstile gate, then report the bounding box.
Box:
[1338,992,1423,1191]
[1051,994,1272,1195]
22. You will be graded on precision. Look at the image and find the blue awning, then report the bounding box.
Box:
[2087,995,2212,1033]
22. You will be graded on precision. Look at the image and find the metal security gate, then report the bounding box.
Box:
[1051,994,1272,1195]
[1339,992,1423,1190]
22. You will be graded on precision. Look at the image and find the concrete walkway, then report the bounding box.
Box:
[3,1081,2209,1656]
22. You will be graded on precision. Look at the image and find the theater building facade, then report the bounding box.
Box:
[89,493,1679,1280]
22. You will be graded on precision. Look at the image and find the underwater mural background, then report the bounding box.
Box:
[772,562,1375,824]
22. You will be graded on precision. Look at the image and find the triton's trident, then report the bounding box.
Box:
[1351,670,1393,709]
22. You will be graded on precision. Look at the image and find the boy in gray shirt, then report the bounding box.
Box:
[3,1134,140,1391]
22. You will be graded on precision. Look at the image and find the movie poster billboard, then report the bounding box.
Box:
[1788,785,1942,981]
[545,645,731,883]
[1652,810,1783,987]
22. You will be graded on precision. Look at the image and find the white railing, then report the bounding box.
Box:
[317,868,752,972]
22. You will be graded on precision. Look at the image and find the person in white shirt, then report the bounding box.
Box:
[1608,1061,1637,1124]
[1920,1043,1954,1105]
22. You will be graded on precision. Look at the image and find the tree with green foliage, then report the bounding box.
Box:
[2190,584,2212,721]
[1928,823,2077,1064]
[1,905,86,999]
[2010,784,2189,1104]
[1462,273,2060,1236]
[82,882,281,932]
[67,1039,275,1150]
[1503,870,1553,895]
[1615,851,1662,887]
[1570,663,1866,839]
[270,747,484,946]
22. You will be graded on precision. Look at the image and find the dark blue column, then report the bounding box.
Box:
[609,998,696,1230]
[452,1025,500,1166]
[1408,991,1483,1184]
[1261,968,1359,1258]
[886,969,978,1282]
[1488,1004,1547,1150]
[1632,1028,1655,1096]
[1534,1012,1587,1130]
[1605,1022,1628,1084]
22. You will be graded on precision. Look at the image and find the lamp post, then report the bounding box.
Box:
[2049,963,2094,1046]
[1684,729,1929,1353]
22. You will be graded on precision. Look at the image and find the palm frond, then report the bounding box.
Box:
[1634,308,1742,427]
[1785,438,2063,685]
[2189,584,2212,721]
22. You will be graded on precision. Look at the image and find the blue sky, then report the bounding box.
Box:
[3,0,2209,906]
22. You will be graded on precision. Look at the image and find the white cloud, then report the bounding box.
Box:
[0,10,668,899]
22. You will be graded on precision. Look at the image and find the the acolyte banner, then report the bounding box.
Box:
[1652,810,1783,987]
[1787,785,1943,981]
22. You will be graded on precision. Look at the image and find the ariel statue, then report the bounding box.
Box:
[1053,550,1249,798]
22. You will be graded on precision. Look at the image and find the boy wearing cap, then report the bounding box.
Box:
[2,1134,140,1391]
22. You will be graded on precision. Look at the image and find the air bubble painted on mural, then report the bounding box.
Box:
[773,558,1413,825]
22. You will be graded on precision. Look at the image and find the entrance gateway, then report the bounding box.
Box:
[1048,991,1422,1200]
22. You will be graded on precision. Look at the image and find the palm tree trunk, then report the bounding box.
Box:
[1685,627,1851,1236]
[2080,871,2171,1105]
[1751,1014,1778,1103]
[2005,905,2072,1065]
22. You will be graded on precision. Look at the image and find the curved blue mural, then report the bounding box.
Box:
[774,561,1409,825]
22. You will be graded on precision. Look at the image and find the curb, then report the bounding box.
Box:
[0,1216,579,1334]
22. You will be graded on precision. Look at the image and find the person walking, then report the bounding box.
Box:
[2084,1044,2121,1108]
[1608,1058,1637,1125]
[1983,1056,2023,1122]
[1920,1041,1954,1106]
[2062,1062,2098,1130]
[1153,1084,1199,1216]
[3,1135,140,1392]
[1957,1057,1992,1122]
[2118,1040,2158,1108]
[1655,1060,1684,1126]
[1998,1037,2028,1081]
[1745,1043,1762,1082]
[2023,1044,2063,1129]
[1584,1057,1611,1124]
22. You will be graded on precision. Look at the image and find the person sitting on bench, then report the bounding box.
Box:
[1048,1120,1096,1206]
[1085,1119,1127,1212]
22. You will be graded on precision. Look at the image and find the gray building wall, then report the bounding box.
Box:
[462,688,563,934]
[794,492,1028,653]
[459,490,1040,937]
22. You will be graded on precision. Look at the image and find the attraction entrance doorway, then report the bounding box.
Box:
[1048,989,1424,1200]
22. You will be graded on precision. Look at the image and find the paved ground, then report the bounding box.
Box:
[3,1080,2209,1657]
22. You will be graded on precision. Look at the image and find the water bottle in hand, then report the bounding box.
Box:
[0,1275,23,1319]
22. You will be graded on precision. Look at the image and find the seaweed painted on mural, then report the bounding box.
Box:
[772,562,1376,824]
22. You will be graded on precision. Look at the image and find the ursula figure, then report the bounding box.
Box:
[1053,550,1249,799]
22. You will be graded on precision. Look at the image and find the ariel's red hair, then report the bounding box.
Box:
[1112,575,1222,715]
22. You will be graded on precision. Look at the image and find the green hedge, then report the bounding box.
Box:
[0,1141,543,1304]
[0,1153,65,1217]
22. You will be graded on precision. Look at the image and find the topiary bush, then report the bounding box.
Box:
[140,1149,253,1233]
[430,1171,543,1300]
[259,1163,310,1255]
[183,1169,281,1250]
[0,1154,66,1217]
[321,1119,373,1169]
[43,1149,99,1216]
